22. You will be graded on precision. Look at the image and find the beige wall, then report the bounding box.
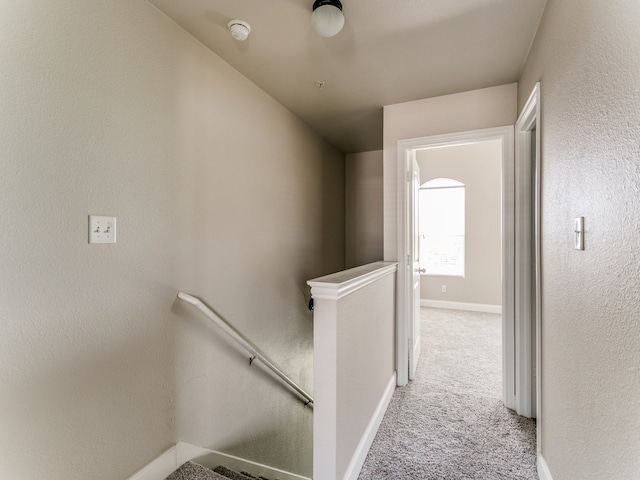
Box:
[0,1,344,479]
[518,1,640,478]
[383,84,517,261]
[417,141,502,306]
[345,151,384,268]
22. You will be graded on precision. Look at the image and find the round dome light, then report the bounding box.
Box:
[311,0,344,38]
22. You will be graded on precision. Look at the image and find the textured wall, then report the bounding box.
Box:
[518,0,640,478]
[345,151,384,268]
[417,141,502,306]
[0,1,344,478]
[383,84,517,261]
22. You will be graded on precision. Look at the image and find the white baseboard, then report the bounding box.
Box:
[195,448,311,480]
[342,373,397,480]
[127,442,310,480]
[421,299,502,314]
[127,445,180,480]
[537,454,553,480]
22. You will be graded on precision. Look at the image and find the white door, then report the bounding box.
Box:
[408,158,422,380]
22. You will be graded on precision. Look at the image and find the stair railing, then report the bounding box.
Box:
[177,291,314,408]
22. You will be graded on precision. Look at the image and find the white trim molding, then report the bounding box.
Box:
[342,374,396,480]
[128,444,180,480]
[514,81,541,422]
[127,442,311,480]
[308,261,397,300]
[537,455,554,480]
[420,299,502,314]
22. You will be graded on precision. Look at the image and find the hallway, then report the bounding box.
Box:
[359,308,537,479]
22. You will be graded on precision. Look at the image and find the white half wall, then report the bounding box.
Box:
[309,262,397,480]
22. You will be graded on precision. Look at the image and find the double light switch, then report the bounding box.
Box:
[89,215,116,244]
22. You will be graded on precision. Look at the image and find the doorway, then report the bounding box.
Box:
[396,126,517,409]
[397,107,542,425]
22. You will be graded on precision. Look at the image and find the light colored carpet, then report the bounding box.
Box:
[358,308,537,479]
[165,461,229,480]
[164,461,273,480]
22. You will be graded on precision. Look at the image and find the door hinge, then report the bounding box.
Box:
[407,171,411,182]
[407,254,411,266]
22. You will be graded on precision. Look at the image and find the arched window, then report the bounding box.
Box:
[419,178,465,276]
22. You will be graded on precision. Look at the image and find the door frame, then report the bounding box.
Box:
[396,144,420,386]
[408,157,421,381]
[396,126,515,401]
[515,82,542,431]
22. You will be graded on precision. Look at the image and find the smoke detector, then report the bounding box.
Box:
[228,19,251,41]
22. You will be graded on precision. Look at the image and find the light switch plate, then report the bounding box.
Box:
[574,217,584,250]
[89,215,116,244]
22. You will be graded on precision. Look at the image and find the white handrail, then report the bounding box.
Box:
[177,291,314,408]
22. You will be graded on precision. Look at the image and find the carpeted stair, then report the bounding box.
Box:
[165,461,278,480]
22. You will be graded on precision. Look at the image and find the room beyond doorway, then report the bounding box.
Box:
[417,140,503,315]
[395,126,517,409]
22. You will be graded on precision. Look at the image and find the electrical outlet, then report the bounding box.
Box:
[89,215,116,244]
[441,285,447,293]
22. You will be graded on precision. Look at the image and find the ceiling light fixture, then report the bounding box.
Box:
[228,19,251,41]
[311,0,344,38]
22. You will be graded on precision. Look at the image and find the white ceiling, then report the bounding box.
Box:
[147,0,547,153]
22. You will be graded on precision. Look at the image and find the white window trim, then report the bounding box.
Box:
[419,179,465,278]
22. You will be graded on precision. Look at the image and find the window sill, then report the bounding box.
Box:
[421,273,465,279]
